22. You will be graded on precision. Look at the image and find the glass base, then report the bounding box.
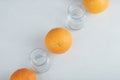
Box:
[66,22,84,31]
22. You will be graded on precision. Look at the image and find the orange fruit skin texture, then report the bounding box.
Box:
[45,27,72,54]
[10,68,37,80]
[82,0,109,14]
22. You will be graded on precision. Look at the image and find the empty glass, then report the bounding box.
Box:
[66,0,86,31]
[30,48,50,73]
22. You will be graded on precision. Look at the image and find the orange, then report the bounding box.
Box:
[10,68,37,80]
[45,27,72,54]
[82,0,109,14]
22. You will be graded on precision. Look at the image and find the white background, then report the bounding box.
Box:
[0,0,120,80]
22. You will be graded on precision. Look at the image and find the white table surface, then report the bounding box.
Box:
[0,0,120,80]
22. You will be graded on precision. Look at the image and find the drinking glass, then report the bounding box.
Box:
[30,48,50,73]
[66,0,87,31]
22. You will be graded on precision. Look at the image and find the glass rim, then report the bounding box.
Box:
[67,1,87,18]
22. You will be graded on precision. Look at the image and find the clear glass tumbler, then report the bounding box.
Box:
[30,48,50,73]
[67,0,86,31]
